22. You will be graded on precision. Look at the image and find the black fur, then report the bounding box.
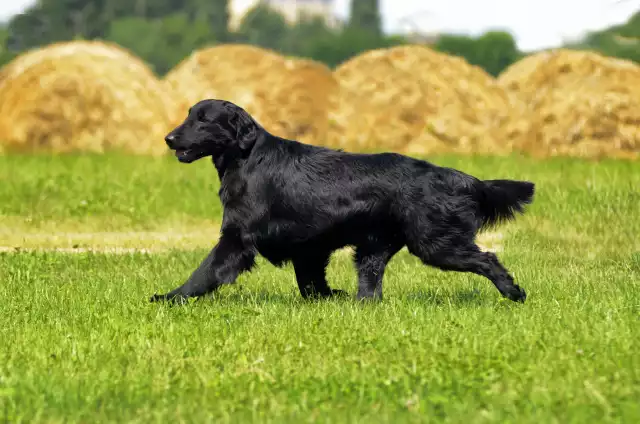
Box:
[151,99,535,304]
[476,180,536,231]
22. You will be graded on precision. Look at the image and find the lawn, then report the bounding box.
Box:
[0,152,638,423]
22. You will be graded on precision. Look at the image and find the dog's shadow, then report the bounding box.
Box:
[401,288,487,307]
[182,286,489,308]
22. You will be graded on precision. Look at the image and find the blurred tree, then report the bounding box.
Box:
[473,31,521,76]
[282,15,334,57]
[435,31,521,76]
[4,0,638,75]
[298,27,406,68]
[105,0,189,19]
[106,13,215,75]
[6,0,225,50]
[569,11,640,63]
[6,5,52,51]
[236,4,290,51]
[189,0,231,42]
[0,25,17,67]
[110,0,182,18]
[434,34,475,60]
[7,0,109,49]
[615,10,640,38]
[349,0,382,37]
[256,12,407,67]
[59,0,105,37]
[0,26,7,48]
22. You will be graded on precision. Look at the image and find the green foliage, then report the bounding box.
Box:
[1,0,405,73]
[349,0,382,37]
[191,0,231,42]
[435,31,521,76]
[1,0,638,78]
[616,10,640,38]
[38,0,107,39]
[5,4,50,51]
[0,25,16,67]
[106,13,215,75]
[236,3,290,51]
[281,15,334,57]
[4,0,228,56]
[233,6,404,68]
[294,26,407,68]
[568,11,640,64]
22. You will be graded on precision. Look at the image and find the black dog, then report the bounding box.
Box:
[150,99,534,304]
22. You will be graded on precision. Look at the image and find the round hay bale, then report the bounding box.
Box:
[498,48,640,99]
[164,44,337,145]
[508,89,640,159]
[327,45,514,155]
[0,40,174,155]
[498,49,640,159]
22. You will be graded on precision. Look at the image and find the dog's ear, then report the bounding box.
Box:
[227,104,258,153]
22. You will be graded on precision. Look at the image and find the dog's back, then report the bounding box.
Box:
[256,136,534,235]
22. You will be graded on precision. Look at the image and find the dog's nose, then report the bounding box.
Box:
[165,134,176,147]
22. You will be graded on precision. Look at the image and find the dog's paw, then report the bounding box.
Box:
[504,285,527,303]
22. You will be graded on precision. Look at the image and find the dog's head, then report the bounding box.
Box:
[164,99,260,164]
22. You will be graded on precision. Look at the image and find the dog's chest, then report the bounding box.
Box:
[218,170,249,204]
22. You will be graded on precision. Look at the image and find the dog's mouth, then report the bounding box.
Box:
[175,149,189,159]
[174,148,207,164]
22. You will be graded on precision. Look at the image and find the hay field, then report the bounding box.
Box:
[1,42,639,160]
[0,40,174,156]
[1,152,638,422]
[327,45,513,155]
[498,49,640,160]
[164,44,337,145]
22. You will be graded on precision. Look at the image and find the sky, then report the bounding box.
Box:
[1,0,638,51]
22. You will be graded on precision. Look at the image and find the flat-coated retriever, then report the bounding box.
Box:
[150,99,534,304]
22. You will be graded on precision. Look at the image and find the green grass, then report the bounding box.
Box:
[0,152,639,423]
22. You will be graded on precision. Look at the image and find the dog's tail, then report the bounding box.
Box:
[475,179,535,231]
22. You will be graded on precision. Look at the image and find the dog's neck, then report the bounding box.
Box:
[211,130,269,178]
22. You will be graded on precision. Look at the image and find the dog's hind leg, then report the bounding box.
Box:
[410,240,527,303]
[150,233,255,304]
[292,251,346,299]
[354,241,403,301]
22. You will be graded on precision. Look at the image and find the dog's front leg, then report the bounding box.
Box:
[150,234,255,304]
